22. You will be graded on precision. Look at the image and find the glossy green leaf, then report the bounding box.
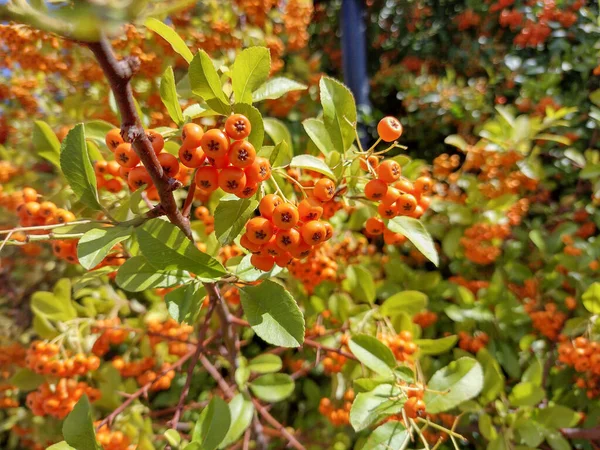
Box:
[249,373,295,402]
[189,50,230,115]
[253,77,307,102]
[160,66,184,125]
[192,396,231,450]
[380,291,428,317]
[350,384,403,431]
[214,197,259,245]
[303,118,335,156]
[219,394,254,448]
[582,282,600,314]
[349,335,396,377]
[62,395,101,450]
[33,120,61,167]
[509,382,545,407]
[165,282,205,324]
[240,280,304,347]
[424,357,484,413]
[319,76,356,153]
[415,335,458,355]
[116,256,193,292]
[232,47,270,104]
[31,279,77,322]
[290,155,335,179]
[233,103,264,150]
[60,124,102,211]
[145,17,193,63]
[264,117,293,151]
[247,354,283,374]
[344,265,375,304]
[10,368,45,390]
[388,217,439,266]
[362,421,409,450]
[135,219,226,280]
[77,226,132,270]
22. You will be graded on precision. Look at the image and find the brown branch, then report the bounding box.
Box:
[199,354,236,399]
[251,398,305,450]
[170,296,220,429]
[561,426,600,441]
[181,175,197,218]
[303,339,357,360]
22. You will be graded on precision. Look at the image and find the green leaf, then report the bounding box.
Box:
[252,77,307,102]
[189,50,230,115]
[77,226,132,270]
[350,384,404,432]
[214,197,259,245]
[424,357,484,413]
[582,282,600,314]
[219,394,254,448]
[303,118,335,156]
[116,256,193,292]
[10,368,45,390]
[362,421,409,450]
[33,120,61,167]
[444,134,468,151]
[380,291,428,317]
[160,66,184,125]
[247,354,283,374]
[290,155,335,179]
[84,120,116,148]
[240,280,305,347]
[537,405,580,428]
[415,335,458,355]
[515,421,545,447]
[47,443,76,450]
[348,335,396,377]
[136,219,226,280]
[232,47,270,104]
[31,279,77,322]
[249,373,294,402]
[545,430,571,450]
[259,140,292,168]
[479,413,498,441]
[60,124,102,211]
[319,77,357,153]
[145,17,193,63]
[235,253,283,282]
[344,265,375,304]
[477,348,505,404]
[387,217,439,266]
[165,282,205,323]
[164,430,181,447]
[233,104,264,150]
[62,395,101,450]
[192,396,231,450]
[263,117,293,151]
[508,382,545,407]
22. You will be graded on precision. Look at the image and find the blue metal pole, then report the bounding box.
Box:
[341,0,371,112]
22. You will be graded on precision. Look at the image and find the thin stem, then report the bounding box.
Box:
[0,219,106,235]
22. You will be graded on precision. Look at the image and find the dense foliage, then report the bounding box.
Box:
[0,1,599,450]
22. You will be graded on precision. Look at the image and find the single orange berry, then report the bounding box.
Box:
[225,114,252,140]
[314,178,336,202]
[201,129,229,158]
[146,130,164,155]
[55,209,76,224]
[245,157,271,185]
[105,128,123,152]
[359,155,380,171]
[157,152,180,177]
[218,167,247,194]
[259,194,283,219]
[301,220,327,245]
[241,233,263,253]
[414,176,433,196]
[128,166,153,190]
[238,183,259,199]
[276,228,301,251]
[365,217,384,235]
[39,201,57,218]
[274,252,293,268]
[251,254,275,272]
[364,179,388,200]
[182,123,204,148]
[195,166,219,192]
[178,146,206,168]
[246,217,274,245]
[115,143,140,168]
[229,141,256,168]
[377,160,402,183]
[377,116,403,142]
[396,193,418,215]
[378,202,397,219]
[298,197,324,221]
[272,203,299,230]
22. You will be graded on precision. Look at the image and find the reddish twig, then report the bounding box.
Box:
[303,339,356,360]
[251,398,305,450]
[181,175,197,218]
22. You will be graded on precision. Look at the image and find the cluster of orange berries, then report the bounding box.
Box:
[193,205,215,234]
[380,330,417,363]
[96,424,134,450]
[385,383,426,421]
[0,383,19,408]
[283,0,313,50]
[91,318,128,356]
[112,356,173,391]
[454,9,481,31]
[0,160,19,183]
[26,341,100,377]
[319,389,355,427]
[524,301,566,341]
[460,223,510,265]
[137,364,176,392]
[26,379,101,419]
[112,356,155,378]
[147,318,193,357]
[413,311,438,328]
[322,351,347,374]
[287,242,338,293]
[0,342,26,373]
[458,331,489,354]
[498,9,524,30]
[558,336,600,398]
[241,187,335,271]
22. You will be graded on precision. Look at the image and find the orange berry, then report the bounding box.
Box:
[298,197,324,221]
[414,176,433,196]
[276,228,301,251]
[396,194,417,215]
[105,178,123,193]
[246,217,274,245]
[201,129,229,158]
[128,166,153,190]
[195,166,219,192]
[364,179,388,200]
[225,114,252,140]
[251,254,275,272]
[377,160,402,183]
[359,155,380,171]
[314,178,336,202]
[105,128,123,152]
[272,203,299,230]
[365,217,384,235]
[23,187,38,203]
[238,183,259,198]
[107,160,121,177]
[157,152,180,178]
[274,252,293,267]
[394,178,415,194]
[182,123,204,148]
[218,167,247,194]
[146,130,164,155]
[39,201,57,218]
[178,145,206,168]
[245,157,271,185]
[378,202,397,219]
[301,220,327,245]
[229,141,256,168]
[377,116,403,142]
[241,233,263,253]
[259,194,283,219]
[115,143,140,168]
[55,209,76,224]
